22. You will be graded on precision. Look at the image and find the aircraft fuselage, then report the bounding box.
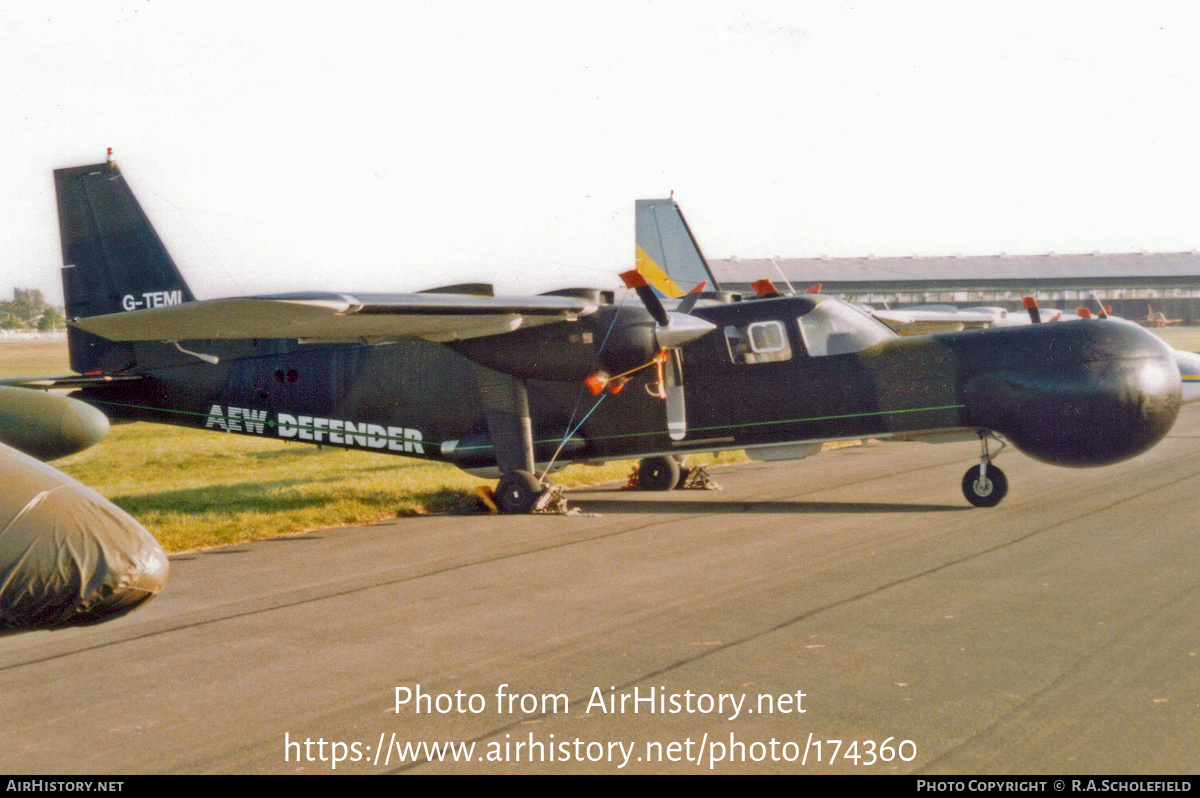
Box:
[73,295,1181,473]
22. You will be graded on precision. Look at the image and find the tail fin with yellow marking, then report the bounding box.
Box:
[634,198,719,299]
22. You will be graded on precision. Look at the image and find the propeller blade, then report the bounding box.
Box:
[665,349,686,440]
[752,279,780,298]
[621,270,714,347]
[675,294,701,315]
[619,271,713,443]
[1023,296,1041,324]
[620,270,670,326]
[671,280,708,316]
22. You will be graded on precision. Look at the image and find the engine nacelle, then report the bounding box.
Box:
[450,306,672,381]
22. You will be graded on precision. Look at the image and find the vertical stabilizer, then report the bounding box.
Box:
[634,198,720,298]
[55,161,196,373]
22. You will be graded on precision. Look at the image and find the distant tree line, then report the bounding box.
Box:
[1,289,65,331]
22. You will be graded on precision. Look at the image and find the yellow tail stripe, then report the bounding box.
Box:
[635,245,686,299]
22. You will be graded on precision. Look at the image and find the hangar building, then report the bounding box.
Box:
[709,252,1200,323]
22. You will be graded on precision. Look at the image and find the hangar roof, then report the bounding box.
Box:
[710,251,1200,286]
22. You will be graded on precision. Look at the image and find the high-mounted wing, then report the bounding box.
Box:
[71,291,600,344]
[860,306,995,335]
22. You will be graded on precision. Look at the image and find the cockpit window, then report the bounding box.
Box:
[797,300,894,357]
[749,321,786,353]
[725,320,792,364]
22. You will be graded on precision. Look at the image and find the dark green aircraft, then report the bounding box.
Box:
[21,160,1184,515]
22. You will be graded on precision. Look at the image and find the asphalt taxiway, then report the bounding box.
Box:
[2,405,1198,774]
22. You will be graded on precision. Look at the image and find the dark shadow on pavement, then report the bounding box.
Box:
[566,497,967,514]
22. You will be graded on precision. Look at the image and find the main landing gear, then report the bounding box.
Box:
[495,470,545,514]
[636,456,681,491]
[479,370,566,515]
[962,433,1008,508]
[630,456,721,491]
[492,471,572,515]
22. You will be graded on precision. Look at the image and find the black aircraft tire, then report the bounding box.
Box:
[496,470,544,514]
[962,465,1008,508]
[638,456,681,491]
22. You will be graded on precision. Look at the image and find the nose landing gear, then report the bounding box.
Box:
[963,433,1008,508]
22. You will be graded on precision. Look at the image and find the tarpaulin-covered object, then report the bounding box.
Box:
[0,442,167,632]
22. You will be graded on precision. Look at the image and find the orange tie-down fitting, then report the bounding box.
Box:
[586,349,670,398]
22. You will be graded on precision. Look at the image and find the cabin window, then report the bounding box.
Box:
[725,320,792,364]
[797,300,894,357]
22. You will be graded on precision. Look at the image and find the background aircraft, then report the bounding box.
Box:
[863,301,1082,333]
[852,303,994,335]
[1140,305,1184,328]
[20,161,1185,514]
[0,385,168,634]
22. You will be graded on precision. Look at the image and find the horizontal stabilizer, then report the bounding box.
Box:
[0,374,144,390]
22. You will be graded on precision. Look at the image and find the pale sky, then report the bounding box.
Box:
[4,1,1199,305]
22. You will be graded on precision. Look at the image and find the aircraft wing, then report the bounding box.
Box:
[863,307,995,335]
[70,291,600,344]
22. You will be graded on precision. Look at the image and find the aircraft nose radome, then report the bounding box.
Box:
[963,322,1180,467]
[0,443,167,633]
